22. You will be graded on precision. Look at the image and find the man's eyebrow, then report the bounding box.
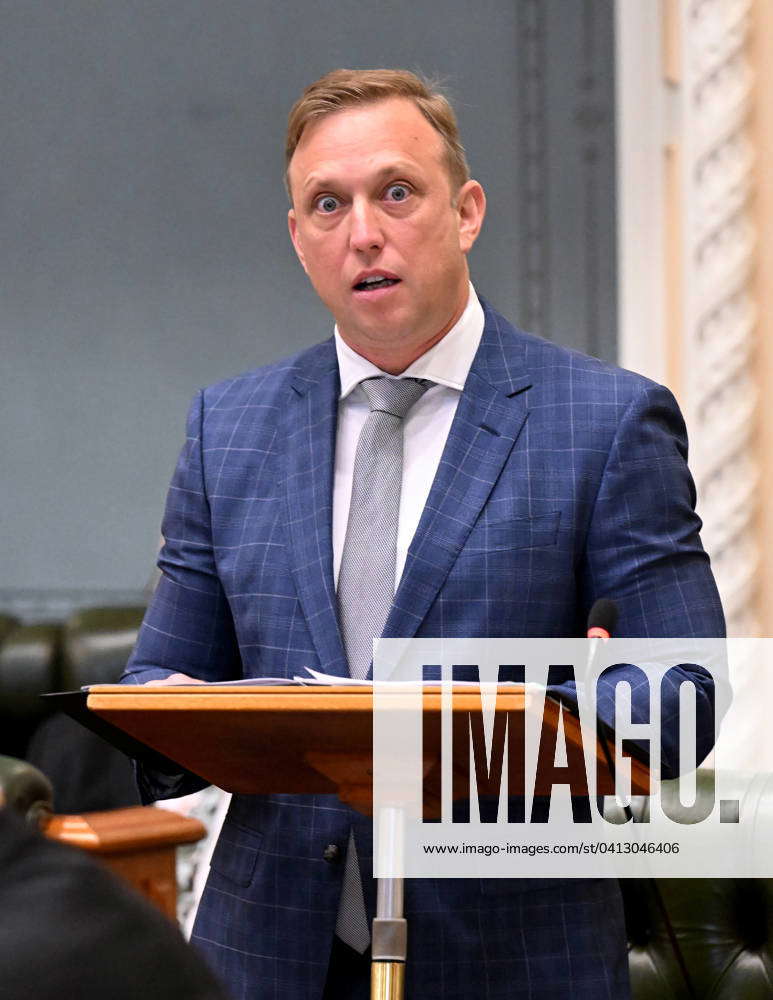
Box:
[301,161,419,192]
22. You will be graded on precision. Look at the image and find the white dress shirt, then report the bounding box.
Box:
[332,283,485,589]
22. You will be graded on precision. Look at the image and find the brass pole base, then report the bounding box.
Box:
[371,960,405,1000]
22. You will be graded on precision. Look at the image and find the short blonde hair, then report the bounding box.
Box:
[285,68,470,199]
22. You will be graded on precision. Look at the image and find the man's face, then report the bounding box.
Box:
[287,98,485,369]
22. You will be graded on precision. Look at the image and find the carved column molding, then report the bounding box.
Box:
[684,0,758,636]
[616,0,760,635]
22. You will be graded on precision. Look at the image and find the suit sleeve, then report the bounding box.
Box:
[581,380,724,639]
[121,390,241,799]
[577,381,725,777]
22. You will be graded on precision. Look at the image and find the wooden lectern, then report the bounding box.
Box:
[69,683,649,1000]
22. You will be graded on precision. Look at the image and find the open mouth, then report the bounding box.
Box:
[353,276,401,292]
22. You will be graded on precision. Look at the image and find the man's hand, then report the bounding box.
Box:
[144,673,206,686]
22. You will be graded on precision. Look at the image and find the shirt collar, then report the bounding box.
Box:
[334,282,484,400]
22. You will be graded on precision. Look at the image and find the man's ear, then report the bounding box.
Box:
[287,209,308,274]
[456,180,486,255]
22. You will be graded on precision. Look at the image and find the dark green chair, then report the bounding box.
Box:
[607,770,773,998]
[0,617,60,758]
[59,606,147,689]
[623,877,773,999]
[25,606,146,813]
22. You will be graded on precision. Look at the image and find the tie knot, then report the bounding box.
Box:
[359,376,432,419]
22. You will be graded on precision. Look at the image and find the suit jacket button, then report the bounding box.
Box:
[323,843,341,863]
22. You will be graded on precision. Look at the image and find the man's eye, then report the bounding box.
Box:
[315,195,340,213]
[385,184,410,202]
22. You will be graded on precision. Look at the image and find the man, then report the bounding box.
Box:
[123,70,724,999]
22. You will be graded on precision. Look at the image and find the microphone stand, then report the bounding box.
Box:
[371,804,407,999]
[588,601,697,1000]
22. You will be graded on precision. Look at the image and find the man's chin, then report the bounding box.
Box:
[344,318,413,346]
[340,309,413,348]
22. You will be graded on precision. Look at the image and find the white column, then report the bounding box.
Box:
[615,0,759,637]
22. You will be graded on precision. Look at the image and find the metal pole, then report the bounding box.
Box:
[371,806,407,999]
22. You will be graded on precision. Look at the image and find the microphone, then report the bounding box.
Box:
[585,599,619,707]
[586,598,618,640]
[585,598,619,720]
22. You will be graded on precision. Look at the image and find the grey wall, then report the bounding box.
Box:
[1,1,616,616]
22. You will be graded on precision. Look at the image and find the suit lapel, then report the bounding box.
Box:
[281,340,349,677]
[281,308,536,672]
[383,307,533,644]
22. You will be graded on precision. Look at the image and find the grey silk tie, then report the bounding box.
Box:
[334,375,431,952]
[337,376,432,679]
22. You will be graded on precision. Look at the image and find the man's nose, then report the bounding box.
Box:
[348,199,384,253]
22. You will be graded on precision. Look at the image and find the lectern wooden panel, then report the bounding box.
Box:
[83,684,650,806]
[45,805,206,919]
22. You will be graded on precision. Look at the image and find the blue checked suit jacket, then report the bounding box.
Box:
[124,300,724,1000]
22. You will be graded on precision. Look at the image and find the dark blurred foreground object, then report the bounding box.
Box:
[0,753,54,828]
[0,806,229,1000]
[0,755,205,921]
[0,606,145,810]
